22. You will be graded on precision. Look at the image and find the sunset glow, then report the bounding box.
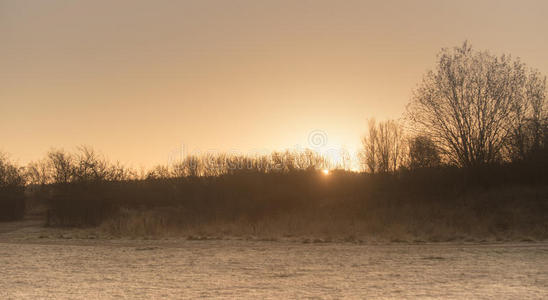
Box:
[1,1,547,168]
[1,1,547,299]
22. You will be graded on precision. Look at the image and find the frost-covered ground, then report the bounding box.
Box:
[1,237,547,299]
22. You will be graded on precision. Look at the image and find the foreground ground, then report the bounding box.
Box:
[1,221,547,299]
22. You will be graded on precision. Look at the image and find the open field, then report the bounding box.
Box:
[1,221,547,299]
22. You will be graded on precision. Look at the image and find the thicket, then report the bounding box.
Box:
[0,153,26,221]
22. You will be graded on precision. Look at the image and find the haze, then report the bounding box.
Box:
[1,0,547,168]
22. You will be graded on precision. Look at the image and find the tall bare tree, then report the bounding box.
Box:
[360,119,406,173]
[507,70,547,160]
[406,41,547,167]
[360,119,378,173]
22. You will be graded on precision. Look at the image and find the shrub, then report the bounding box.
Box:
[0,153,26,221]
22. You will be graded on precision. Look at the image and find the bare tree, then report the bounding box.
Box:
[0,153,26,220]
[408,135,441,169]
[146,165,171,180]
[26,159,52,186]
[73,146,111,182]
[48,149,75,184]
[360,119,379,173]
[406,41,547,167]
[180,155,202,177]
[107,161,135,181]
[45,147,133,183]
[360,119,406,173]
[507,70,547,160]
[0,153,25,188]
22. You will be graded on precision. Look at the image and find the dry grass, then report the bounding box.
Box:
[97,184,548,242]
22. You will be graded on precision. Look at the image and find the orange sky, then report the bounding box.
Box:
[1,0,547,168]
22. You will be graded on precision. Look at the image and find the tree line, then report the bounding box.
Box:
[1,41,547,225]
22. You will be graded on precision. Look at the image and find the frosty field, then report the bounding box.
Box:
[1,238,546,299]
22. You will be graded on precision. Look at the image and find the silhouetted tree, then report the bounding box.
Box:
[73,146,110,182]
[146,165,171,180]
[406,41,547,167]
[0,153,26,220]
[507,72,547,161]
[107,161,135,181]
[48,149,75,184]
[0,153,25,188]
[360,119,406,173]
[26,158,52,186]
[360,119,378,173]
[408,135,441,169]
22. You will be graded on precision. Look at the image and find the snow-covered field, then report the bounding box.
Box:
[1,239,546,299]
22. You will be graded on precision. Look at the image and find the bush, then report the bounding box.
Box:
[0,154,26,221]
[46,182,117,226]
[0,188,26,221]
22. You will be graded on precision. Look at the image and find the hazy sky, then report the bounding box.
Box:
[2,0,547,168]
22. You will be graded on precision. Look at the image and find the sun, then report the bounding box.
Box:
[322,169,330,175]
